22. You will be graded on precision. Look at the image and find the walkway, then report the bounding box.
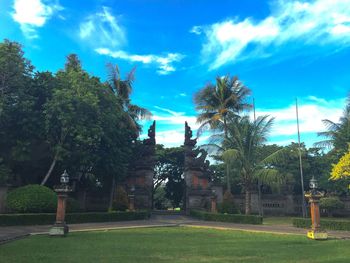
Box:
[1,214,350,244]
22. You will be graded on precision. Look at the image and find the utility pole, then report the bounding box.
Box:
[296,98,307,218]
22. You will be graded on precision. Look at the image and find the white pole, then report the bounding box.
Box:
[296,98,307,218]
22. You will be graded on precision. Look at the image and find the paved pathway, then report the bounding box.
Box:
[1,214,350,244]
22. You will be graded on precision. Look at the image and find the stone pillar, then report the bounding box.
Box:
[305,191,327,240]
[50,184,72,237]
[129,194,135,211]
[211,196,217,213]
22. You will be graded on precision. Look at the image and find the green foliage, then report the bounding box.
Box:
[190,210,262,224]
[0,211,150,226]
[66,198,82,213]
[292,218,350,231]
[218,191,240,214]
[113,186,129,211]
[320,197,344,216]
[6,185,57,213]
[154,145,185,208]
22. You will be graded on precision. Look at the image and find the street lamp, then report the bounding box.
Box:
[60,170,70,185]
[304,177,327,240]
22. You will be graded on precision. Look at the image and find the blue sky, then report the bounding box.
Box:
[1,0,350,147]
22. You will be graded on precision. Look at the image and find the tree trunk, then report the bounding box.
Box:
[258,180,263,216]
[41,154,58,186]
[245,189,251,215]
[223,117,231,192]
[226,163,231,193]
[108,175,116,211]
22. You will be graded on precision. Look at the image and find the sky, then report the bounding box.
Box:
[1,0,350,148]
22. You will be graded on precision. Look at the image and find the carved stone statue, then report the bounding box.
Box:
[184,121,197,147]
[143,121,156,145]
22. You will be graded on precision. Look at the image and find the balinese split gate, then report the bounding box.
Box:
[124,120,216,213]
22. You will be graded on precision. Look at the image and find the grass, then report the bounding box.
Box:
[263,216,350,226]
[1,227,350,263]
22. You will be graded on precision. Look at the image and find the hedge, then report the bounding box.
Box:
[292,218,350,231]
[190,210,263,225]
[0,211,150,226]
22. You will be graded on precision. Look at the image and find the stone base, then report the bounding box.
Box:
[307,230,328,240]
[49,224,69,236]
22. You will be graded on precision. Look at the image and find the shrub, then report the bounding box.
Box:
[190,210,262,224]
[66,198,82,213]
[113,186,129,211]
[292,218,350,231]
[218,191,240,214]
[0,211,150,226]
[320,197,344,217]
[6,185,57,213]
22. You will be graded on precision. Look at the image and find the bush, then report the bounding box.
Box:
[320,197,344,217]
[0,211,150,226]
[113,186,129,211]
[66,198,82,213]
[6,185,57,213]
[292,218,350,231]
[218,191,240,214]
[190,210,262,225]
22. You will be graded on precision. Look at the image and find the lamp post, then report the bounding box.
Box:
[304,176,327,240]
[128,185,135,211]
[49,170,73,236]
[211,189,217,213]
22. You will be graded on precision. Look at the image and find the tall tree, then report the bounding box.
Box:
[223,115,286,214]
[107,64,151,134]
[194,75,251,192]
[41,54,103,185]
[316,96,350,157]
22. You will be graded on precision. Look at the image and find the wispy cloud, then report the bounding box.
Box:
[95,48,184,75]
[255,97,345,138]
[192,0,350,69]
[79,6,126,48]
[12,0,62,38]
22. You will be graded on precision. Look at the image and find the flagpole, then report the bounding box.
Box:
[296,98,307,218]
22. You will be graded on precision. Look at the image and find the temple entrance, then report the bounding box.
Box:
[124,121,217,214]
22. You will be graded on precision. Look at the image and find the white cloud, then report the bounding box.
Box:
[254,97,345,138]
[79,6,126,48]
[95,47,184,75]
[194,0,350,69]
[12,0,62,38]
[145,96,346,148]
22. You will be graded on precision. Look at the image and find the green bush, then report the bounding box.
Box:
[0,211,150,226]
[218,191,240,214]
[66,198,82,213]
[190,210,262,225]
[292,218,350,231]
[113,186,129,211]
[6,185,57,213]
[320,197,344,217]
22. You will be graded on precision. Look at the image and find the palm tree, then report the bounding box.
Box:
[316,97,350,157]
[223,115,286,214]
[106,64,152,210]
[194,75,251,192]
[107,64,152,134]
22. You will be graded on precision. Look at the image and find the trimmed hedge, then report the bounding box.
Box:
[6,185,57,213]
[190,210,263,225]
[292,218,350,231]
[0,211,150,226]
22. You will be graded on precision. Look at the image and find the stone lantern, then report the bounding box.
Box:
[211,189,217,213]
[304,176,327,240]
[49,170,73,236]
[128,185,135,211]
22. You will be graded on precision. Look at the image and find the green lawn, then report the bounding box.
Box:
[1,227,350,263]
